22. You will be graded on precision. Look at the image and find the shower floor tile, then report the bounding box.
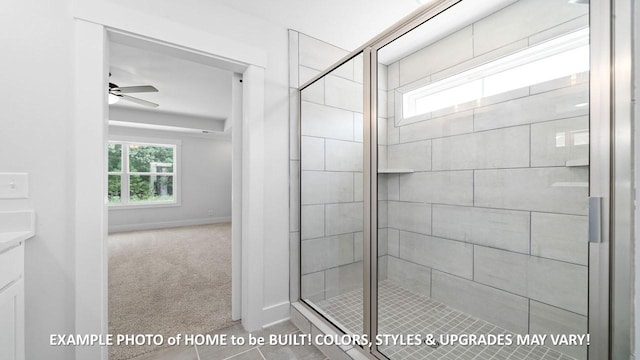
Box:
[312,281,577,360]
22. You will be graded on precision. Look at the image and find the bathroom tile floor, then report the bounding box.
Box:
[313,281,578,360]
[130,320,327,360]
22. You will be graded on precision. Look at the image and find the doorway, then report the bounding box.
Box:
[74,17,267,360]
[105,34,239,359]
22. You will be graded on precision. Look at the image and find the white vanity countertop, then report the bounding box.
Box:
[0,210,35,252]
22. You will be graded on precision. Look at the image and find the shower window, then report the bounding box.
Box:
[400,28,589,121]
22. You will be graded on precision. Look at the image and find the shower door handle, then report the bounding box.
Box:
[588,196,603,243]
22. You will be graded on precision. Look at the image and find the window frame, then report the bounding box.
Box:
[107,136,181,209]
[395,28,590,126]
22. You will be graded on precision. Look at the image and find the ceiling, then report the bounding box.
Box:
[109,41,233,124]
[215,0,426,50]
[106,0,436,135]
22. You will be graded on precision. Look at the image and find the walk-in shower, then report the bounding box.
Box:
[298,0,615,359]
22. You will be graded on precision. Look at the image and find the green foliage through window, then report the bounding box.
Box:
[128,145,174,172]
[108,175,121,203]
[108,144,122,172]
[107,141,176,205]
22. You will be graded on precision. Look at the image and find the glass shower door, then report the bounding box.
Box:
[300,53,366,336]
[374,0,590,358]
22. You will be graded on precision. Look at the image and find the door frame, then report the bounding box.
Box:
[73,7,267,359]
[609,0,634,358]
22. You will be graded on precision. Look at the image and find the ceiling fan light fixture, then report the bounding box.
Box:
[108,93,120,105]
[107,80,159,107]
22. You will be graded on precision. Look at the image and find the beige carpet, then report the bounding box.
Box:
[108,223,235,360]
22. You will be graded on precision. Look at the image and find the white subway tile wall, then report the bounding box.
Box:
[431,125,530,170]
[387,256,431,297]
[387,201,432,235]
[298,36,368,305]
[531,212,588,265]
[377,1,589,359]
[529,300,588,359]
[398,26,473,86]
[431,271,530,334]
[471,0,587,55]
[431,205,531,254]
[324,262,363,298]
[398,109,474,142]
[301,205,325,240]
[387,140,432,171]
[301,233,355,274]
[301,271,325,303]
[399,231,474,279]
[399,170,474,205]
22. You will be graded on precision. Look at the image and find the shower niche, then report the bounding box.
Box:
[299,0,601,359]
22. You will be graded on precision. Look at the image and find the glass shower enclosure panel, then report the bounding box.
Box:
[375,0,590,359]
[300,53,365,335]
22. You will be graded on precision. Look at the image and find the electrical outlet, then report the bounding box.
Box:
[0,173,28,199]
[208,209,214,216]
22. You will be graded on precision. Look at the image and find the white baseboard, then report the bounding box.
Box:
[108,216,231,233]
[262,301,291,328]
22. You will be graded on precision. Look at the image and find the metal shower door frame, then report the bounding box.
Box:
[296,0,629,357]
[363,0,615,358]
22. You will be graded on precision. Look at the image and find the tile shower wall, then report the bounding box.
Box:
[290,32,373,306]
[300,53,366,303]
[379,1,589,358]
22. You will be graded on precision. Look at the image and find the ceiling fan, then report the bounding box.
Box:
[108,75,159,108]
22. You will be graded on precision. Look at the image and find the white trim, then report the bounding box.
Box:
[231,72,243,322]
[73,1,267,69]
[261,301,291,327]
[109,135,183,146]
[108,202,180,210]
[262,317,292,329]
[223,117,233,132]
[74,20,109,360]
[108,216,231,233]
[241,65,265,332]
[74,19,266,359]
[110,120,227,136]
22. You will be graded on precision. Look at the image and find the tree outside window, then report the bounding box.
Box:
[108,141,177,206]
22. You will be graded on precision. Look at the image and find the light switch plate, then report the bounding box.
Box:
[0,173,28,199]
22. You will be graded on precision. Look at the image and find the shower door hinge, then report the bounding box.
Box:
[588,196,603,243]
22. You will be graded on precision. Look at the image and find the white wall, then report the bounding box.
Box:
[0,1,287,359]
[0,1,76,360]
[91,0,291,318]
[108,126,232,233]
[0,2,292,359]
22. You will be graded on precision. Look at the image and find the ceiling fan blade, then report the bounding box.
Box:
[116,85,158,94]
[120,95,159,108]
